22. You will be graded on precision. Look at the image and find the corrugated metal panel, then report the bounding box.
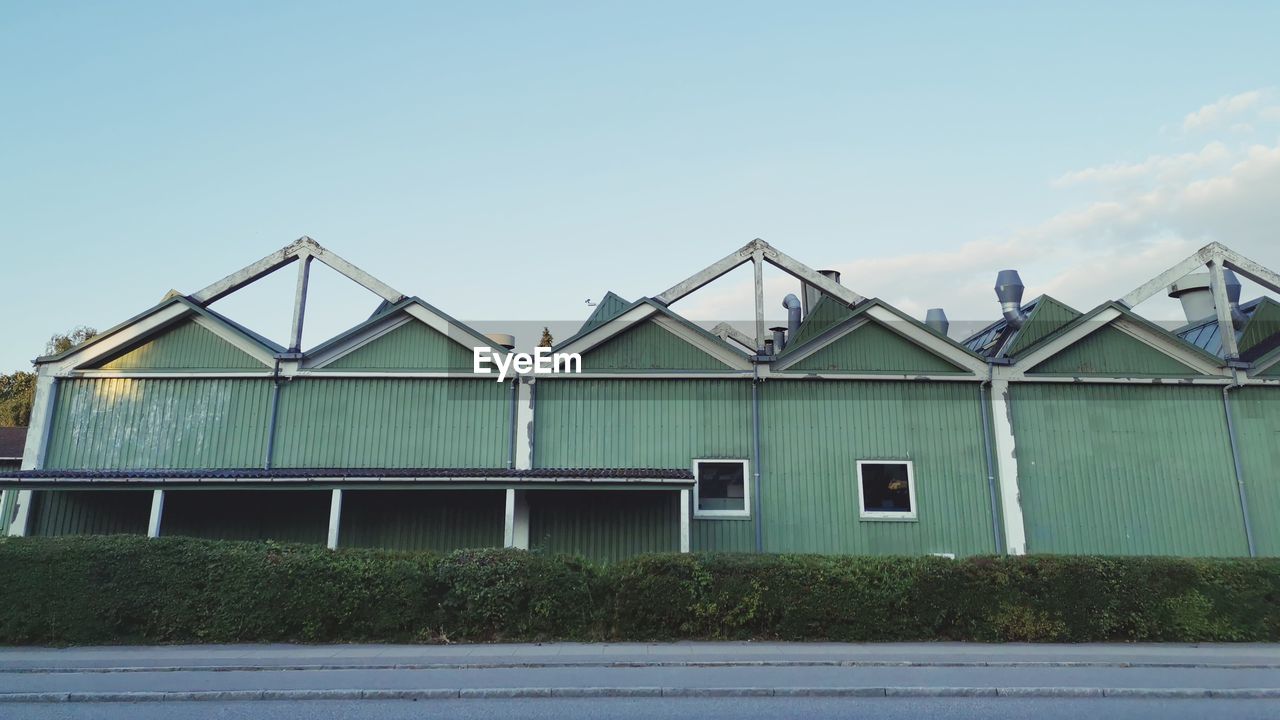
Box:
[273,378,510,468]
[527,489,678,563]
[577,292,631,336]
[29,490,150,536]
[787,321,966,373]
[761,380,995,556]
[91,320,266,370]
[1005,296,1080,357]
[161,490,329,544]
[1262,363,1280,377]
[322,320,475,371]
[1239,298,1280,356]
[339,490,504,551]
[1011,383,1248,556]
[1231,387,1280,556]
[1029,325,1204,376]
[580,321,730,371]
[45,378,273,469]
[784,296,855,352]
[535,379,752,468]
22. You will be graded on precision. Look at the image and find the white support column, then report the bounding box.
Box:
[989,378,1026,555]
[8,373,57,537]
[288,254,314,353]
[752,250,766,353]
[147,490,166,538]
[679,488,691,554]
[1207,258,1241,360]
[512,490,530,550]
[326,489,343,550]
[503,488,517,548]
[513,379,535,470]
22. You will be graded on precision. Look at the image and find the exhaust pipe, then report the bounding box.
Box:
[782,294,802,336]
[995,270,1029,329]
[925,308,950,336]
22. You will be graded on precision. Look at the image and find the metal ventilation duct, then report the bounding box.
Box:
[802,269,842,317]
[782,294,802,337]
[995,270,1029,329]
[1168,270,1246,328]
[925,308,950,336]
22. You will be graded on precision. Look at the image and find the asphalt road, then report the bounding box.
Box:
[4,697,1280,720]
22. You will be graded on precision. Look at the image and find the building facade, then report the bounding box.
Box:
[2,238,1279,561]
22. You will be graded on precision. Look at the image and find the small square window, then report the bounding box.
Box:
[858,460,916,521]
[694,459,750,518]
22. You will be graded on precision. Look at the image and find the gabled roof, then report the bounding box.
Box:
[303,296,507,370]
[1173,297,1267,358]
[35,295,285,371]
[775,298,987,375]
[961,295,1081,360]
[1014,301,1224,377]
[552,297,752,371]
[578,292,631,337]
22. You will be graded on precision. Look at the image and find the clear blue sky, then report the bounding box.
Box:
[3,1,1279,371]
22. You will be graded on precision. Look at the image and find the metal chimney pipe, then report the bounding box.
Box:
[1224,269,1247,330]
[802,270,842,317]
[925,308,950,336]
[770,326,788,352]
[782,294,802,336]
[994,270,1029,329]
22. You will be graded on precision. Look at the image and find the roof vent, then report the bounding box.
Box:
[485,333,516,350]
[782,294,802,336]
[925,308,950,336]
[802,269,842,317]
[994,270,1029,329]
[770,326,788,352]
[1168,270,1247,328]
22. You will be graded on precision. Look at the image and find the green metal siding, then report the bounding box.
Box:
[1029,325,1204,376]
[784,296,855,351]
[161,490,329,544]
[1010,383,1248,556]
[1239,298,1280,356]
[323,320,475,371]
[528,490,678,563]
[787,321,967,374]
[45,378,273,469]
[580,321,730,371]
[1262,362,1280,377]
[761,380,995,556]
[535,379,752,468]
[1005,296,1081,357]
[577,291,631,336]
[1232,387,1280,556]
[91,320,266,371]
[273,378,510,468]
[339,490,504,551]
[30,490,150,536]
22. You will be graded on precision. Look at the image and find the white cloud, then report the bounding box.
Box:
[676,90,1280,331]
[1182,90,1263,132]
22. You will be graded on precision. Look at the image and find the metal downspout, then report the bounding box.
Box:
[263,359,283,470]
[979,364,1004,554]
[751,362,764,554]
[1222,370,1256,558]
[507,378,518,469]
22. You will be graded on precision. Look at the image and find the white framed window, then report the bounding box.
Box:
[857,460,916,521]
[693,459,750,519]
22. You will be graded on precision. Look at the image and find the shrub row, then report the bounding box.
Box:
[1,535,1277,645]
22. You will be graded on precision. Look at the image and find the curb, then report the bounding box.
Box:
[2,687,1279,702]
[4,659,1278,674]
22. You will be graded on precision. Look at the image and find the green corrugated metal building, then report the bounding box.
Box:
[2,237,1279,562]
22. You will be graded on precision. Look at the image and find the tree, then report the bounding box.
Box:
[46,326,97,356]
[0,327,98,427]
[538,327,554,347]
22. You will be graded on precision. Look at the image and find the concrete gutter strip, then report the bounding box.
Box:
[2,687,1280,702]
[6,659,1278,674]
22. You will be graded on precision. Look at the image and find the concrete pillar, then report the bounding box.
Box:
[147,490,166,538]
[990,378,1027,555]
[679,488,691,553]
[504,488,516,548]
[8,373,57,537]
[327,489,343,550]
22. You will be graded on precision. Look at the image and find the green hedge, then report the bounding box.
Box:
[1,536,1278,645]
